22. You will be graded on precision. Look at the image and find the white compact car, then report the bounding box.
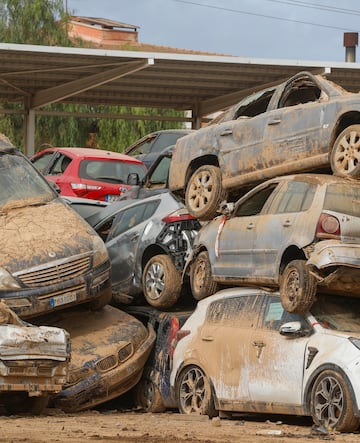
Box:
[171,287,360,432]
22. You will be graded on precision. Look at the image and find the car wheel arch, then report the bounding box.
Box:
[329,112,360,150]
[185,154,220,186]
[279,246,306,275]
[142,244,168,270]
[303,363,357,416]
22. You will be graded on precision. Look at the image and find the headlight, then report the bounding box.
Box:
[0,268,21,289]
[92,234,109,267]
[349,337,360,350]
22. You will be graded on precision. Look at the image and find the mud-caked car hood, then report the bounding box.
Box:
[0,200,98,274]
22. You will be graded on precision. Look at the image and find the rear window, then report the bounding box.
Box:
[79,160,146,183]
[324,184,360,217]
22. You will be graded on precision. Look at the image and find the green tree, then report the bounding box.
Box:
[0,0,71,45]
[0,0,185,152]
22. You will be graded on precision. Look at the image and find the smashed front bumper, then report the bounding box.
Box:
[307,240,360,296]
[53,324,156,412]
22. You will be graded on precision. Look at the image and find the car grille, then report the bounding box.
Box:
[15,253,91,287]
[95,343,134,374]
[118,343,133,362]
[95,355,117,373]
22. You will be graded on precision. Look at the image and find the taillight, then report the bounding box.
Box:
[169,317,180,358]
[316,213,340,239]
[162,212,196,223]
[71,183,101,196]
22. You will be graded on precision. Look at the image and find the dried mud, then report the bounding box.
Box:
[1,408,360,443]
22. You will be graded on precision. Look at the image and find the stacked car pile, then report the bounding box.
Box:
[0,136,155,414]
[165,71,360,432]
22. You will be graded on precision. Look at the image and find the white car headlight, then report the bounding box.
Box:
[92,234,109,267]
[0,268,21,290]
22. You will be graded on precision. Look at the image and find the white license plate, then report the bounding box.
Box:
[106,194,121,202]
[50,292,77,308]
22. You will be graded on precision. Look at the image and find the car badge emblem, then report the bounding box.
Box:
[48,251,56,258]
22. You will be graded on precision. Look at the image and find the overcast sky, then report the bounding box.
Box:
[67,0,360,63]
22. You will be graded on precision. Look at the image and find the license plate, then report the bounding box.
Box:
[106,194,121,202]
[50,292,77,308]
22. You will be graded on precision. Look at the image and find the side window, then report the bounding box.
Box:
[48,154,71,175]
[269,181,316,214]
[261,297,309,331]
[149,156,171,184]
[234,184,278,217]
[31,152,54,174]
[279,77,321,108]
[109,200,159,238]
[206,295,261,328]
[234,87,276,119]
[129,137,155,156]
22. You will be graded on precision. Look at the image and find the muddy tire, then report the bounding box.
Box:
[4,394,49,415]
[142,254,182,309]
[310,369,359,432]
[177,365,217,417]
[89,288,112,311]
[134,376,166,413]
[190,251,219,301]
[185,165,227,221]
[330,125,360,178]
[280,259,317,313]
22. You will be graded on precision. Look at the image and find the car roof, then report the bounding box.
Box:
[86,191,183,228]
[266,173,360,187]
[36,146,145,164]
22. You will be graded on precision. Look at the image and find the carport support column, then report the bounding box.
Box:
[191,103,202,129]
[24,105,35,157]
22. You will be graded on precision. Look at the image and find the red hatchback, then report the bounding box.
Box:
[31,147,147,202]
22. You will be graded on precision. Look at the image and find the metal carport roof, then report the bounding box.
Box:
[1,42,360,155]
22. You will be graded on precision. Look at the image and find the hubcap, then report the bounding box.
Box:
[179,367,206,414]
[286,268,300,306]
[313,376,344,429]
[188,170,213,211]
[144,262,165,301]
[334,130,360,173]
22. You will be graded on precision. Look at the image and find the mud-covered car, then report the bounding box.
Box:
[0,301,70,415]
[0,135,112,319]
[124,129,193,169]
[187,174,360,313]
[40,304,155,412]
[87,192,200,309]
[169,71,360,220]
[171,287,360,432]
[124,304,194,412]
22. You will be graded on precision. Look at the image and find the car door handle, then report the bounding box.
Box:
[220,128,233,136]
[283,220,292,227]
[202,336,214,342]
[130,233,139,242]
[246,223,254,230]
[268,119,281,125]
[252,341,265,348]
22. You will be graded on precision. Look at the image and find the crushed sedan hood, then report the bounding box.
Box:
[0,200,96,274]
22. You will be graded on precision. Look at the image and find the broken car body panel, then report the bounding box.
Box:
[46,305,155,412]
[0,301,69,398]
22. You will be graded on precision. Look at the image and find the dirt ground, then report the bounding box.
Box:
[2,407,360,443]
